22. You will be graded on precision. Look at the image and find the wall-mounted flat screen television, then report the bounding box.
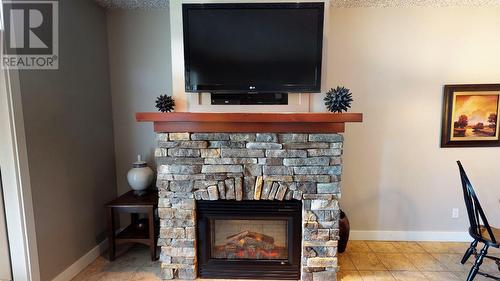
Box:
[182,3,324,93]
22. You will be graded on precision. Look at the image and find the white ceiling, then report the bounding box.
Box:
[331,0,500,7]
[94,0,168,9]
[94,0,500,10]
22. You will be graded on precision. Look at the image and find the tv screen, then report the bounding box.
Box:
[183,3,324,93]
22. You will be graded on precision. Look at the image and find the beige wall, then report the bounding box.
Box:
[18,1,116,280]
[319,8,500,235]
[0,179,12,280]
[107,9,172,196]
[107,6,500,237]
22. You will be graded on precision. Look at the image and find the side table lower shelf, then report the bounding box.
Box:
[116,218,159,244]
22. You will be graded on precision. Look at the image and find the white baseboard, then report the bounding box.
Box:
[51,239,108,281]
[350,230,471,242]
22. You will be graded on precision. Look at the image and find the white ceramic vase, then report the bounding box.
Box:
[127,155,154,192]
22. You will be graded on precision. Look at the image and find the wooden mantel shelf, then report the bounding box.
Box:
[136,112,362,133]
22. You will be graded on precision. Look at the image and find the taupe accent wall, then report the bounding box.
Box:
[107,8,172,197]
[17,1,116,280]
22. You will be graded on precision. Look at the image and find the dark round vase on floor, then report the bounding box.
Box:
[338,210,350,253]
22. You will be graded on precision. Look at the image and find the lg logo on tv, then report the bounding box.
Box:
[2,1,58,69]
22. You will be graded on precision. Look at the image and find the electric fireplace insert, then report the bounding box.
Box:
[196,200,302,280]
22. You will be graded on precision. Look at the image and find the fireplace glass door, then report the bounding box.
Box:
[211,219,288,260]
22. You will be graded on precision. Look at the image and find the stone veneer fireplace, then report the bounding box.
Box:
[137,112,362,280]
[155,132,343,281]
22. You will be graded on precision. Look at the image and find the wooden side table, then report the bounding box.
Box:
[106,190,159,261]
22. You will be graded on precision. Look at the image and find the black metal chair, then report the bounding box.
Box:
[457,161,500,281]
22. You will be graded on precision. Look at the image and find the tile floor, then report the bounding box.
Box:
[339,241,499,281]
[72,241,500,281]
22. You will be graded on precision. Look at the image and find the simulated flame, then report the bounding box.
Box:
[213,230,287,260]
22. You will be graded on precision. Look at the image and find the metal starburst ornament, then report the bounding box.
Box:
[155,95,175,112]
[324,86,353,113]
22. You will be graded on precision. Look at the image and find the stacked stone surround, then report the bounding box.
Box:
[155,132,343,281]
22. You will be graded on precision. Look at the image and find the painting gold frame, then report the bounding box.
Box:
[441,84,500,147]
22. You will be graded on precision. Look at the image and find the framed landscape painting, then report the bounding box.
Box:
[441,84,500,147]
